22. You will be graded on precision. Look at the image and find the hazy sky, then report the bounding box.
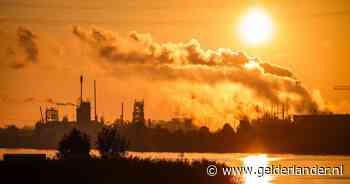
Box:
[1,0,350,127]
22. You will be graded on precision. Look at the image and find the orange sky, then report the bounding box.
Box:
[0,0,350,127]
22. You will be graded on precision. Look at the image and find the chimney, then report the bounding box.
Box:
[80,75,83,104]
[94,80,97,121]
[120,102,124,123]
[40,106,44,123]
[282,103,285,120]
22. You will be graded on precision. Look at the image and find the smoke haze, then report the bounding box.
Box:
[0,26,328,129]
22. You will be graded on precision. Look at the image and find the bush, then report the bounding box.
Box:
[96,127,128,159]
[57,128,91,159]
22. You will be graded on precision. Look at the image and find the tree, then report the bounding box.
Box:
[96,127,128,159]
[57,128,91,159]
[220,123,235,136]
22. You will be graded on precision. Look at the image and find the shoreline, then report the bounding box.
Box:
[1,147,350,157]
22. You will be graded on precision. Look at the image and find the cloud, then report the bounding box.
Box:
[72,26,325,128]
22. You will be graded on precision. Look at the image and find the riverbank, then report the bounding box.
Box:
[2,145,350,156]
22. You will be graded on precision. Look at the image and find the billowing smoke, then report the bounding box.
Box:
[0,27,39,69]
[0,96,36,104]
[46,98,76,107]
[259,62,295,79]
[0,25,327,129]
[71,26,324,128]
[17,27,39,64]
[0,96,75,107]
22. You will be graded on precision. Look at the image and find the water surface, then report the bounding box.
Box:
[0,148,348,184]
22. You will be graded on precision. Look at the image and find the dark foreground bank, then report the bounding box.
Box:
[0,157,237,184]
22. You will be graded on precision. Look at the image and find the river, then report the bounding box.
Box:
[0,148,349,184]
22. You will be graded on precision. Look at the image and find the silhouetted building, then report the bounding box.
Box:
[237,119,252,133]
[132,100,145,125]
[150,118,196,132]
[254,117,292,129]
[77,101,91,125]
[76,75,91,127]
[45,107,59,123]
[293,114,350,126]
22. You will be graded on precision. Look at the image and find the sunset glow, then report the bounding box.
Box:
[238,8,274,45]
[244,155,272,184]
[1,1,350,184]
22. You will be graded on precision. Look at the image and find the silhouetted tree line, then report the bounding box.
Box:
[0,158,235,184]
[57,127,128,159]
[0,128,236,184]
[1,118,350,155]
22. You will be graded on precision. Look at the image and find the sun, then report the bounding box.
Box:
[238,8,274,45]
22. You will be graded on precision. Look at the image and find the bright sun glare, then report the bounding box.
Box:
[238,8,274,45]
[243,155,272,184]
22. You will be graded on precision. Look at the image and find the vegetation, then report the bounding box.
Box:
[96,127,128,159]
[57,128,91,159]
[0,158,237,184]
[2,118,350,155]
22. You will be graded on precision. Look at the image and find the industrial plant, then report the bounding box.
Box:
[1,75,350,154]
[35,75,350,130]
[36,75,198,134]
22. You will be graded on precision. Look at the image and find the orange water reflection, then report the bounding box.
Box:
[243,155,272,184]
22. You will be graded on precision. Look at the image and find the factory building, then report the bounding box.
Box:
[45,107,59,123]
[76,75,99,129]
[132,100,145,126]
[76,101,91,125]
[293,114,350,126]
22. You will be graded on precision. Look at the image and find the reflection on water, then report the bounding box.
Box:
[0,148,349,184]
[243,155,272,184]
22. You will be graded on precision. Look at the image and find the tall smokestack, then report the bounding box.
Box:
[94,80,97,121]
[120,102,124,123]
[80,75,83,104]
[40,106,44,123]
[286,98,289,118]
[282,103,285,120]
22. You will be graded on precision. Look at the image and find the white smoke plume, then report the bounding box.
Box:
[72,26,324,128]
[0,25,327,129]
[0,95,75,107]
